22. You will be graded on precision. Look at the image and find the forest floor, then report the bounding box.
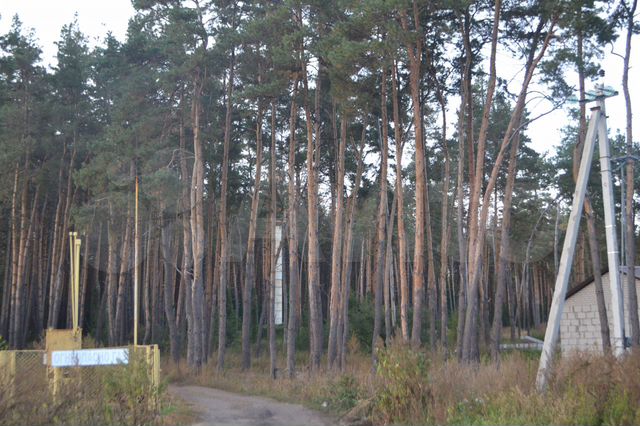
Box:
[168,385,332,426]
[161,343,640,426]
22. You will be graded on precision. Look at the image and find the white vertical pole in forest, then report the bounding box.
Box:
[274,224,283,326]
[596,97,625,356]
[536,88,625,391]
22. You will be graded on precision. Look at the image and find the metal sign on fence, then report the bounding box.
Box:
[50,348,129,368]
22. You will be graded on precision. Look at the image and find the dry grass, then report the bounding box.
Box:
[0,352,164,426]
[163,349,375,414]
[165,345,640,426]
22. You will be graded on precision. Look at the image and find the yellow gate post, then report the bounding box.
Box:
[0,351,16,403]
[45,329,82,402]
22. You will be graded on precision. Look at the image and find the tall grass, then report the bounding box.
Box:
[0,352,164,426]
[166,342,640,426]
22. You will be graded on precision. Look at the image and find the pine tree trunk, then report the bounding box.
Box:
[303,57,322,371]
[455,9,472,358]
[373,65,390,359]
[338,131,366,370]
[143,218,152,344]
[463,12,555,361]
[328,113,347,368]
[49,147,76,330]
[384,196,398,344]
[191,75,207,369]
[286,78,301,377]
[178,108,194,365]
[161,207,180,362]
[217,53,235,371]
[425,173,438,351]
[7,165,19,346]
[622,0,639,346]
[491,132,521,360]
[79,220,91,331]
[462,0,501,362]
[115,183,133,344]
[106,207,118,345]
[400,4,426,348]
[435,91,451,349]
[391,61,410,342]
[242,104,264,370]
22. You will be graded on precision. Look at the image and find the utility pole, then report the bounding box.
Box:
[612,154,640,266]
[536,86,625,391]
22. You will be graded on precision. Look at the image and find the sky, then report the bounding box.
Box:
[1,0,638,159]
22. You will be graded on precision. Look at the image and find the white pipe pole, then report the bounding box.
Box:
[536,106,600,392]
[596,96,626,356]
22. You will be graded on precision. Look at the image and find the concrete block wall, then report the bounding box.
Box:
[560,273,640,354]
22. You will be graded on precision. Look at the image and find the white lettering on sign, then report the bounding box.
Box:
[51,348,129,367]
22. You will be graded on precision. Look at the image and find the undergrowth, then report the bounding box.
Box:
[0,352,165,426]
[165,341,640,426]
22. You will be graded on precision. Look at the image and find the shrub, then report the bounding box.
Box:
[373,343,432,424]
[322,374,364,412]
[349,295,375,352]
[102,351,163,425]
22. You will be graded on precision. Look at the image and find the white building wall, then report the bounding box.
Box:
[560,273,640,354]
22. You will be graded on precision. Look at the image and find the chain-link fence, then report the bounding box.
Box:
[0,345,160,425]
[0,350,48,421]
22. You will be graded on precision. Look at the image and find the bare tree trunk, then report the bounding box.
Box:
[329,113,348,368]
[143,217,152,344]
[7,165,19,346]
[455,10,472,357]
[400,4,426,348]
[338,130,366,370]
[115,180,133,344]
[1,218,13,338]
[79,219,91,331]
[14,176,37,347]
[217,53,235,371]
[161,207,180,362]
[328,107,347,369]
[286,78,301,377]
[242,103,264,370]
[391,61,410,342]
[435,90,451,349]
[106,207,118,345]
[622,0,639,346]
[490,132,521,361]
[384,196,398,344]
[372,65,389,357]
[462,0,501,361]
[48,146,76,329]
[463,11,555,362]
[35,197,48,337]
[303,51,323,371]
[203,190,216,360]
[178,107,194,365]
[425,172,438,350]
[268,101,279,379]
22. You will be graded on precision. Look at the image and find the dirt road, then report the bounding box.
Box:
[169,385,333,426]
